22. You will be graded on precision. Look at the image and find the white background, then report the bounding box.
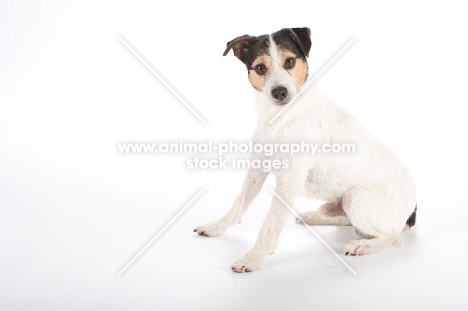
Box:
[1,0,468,309]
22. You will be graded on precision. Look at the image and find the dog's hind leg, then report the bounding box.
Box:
[297,198,352,226]
[194,168,269,237]
[341,183,414,256]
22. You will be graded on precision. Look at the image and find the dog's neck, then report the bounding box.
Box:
[253,82,332,143]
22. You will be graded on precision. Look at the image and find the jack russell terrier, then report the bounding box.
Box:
[194,27,417,273]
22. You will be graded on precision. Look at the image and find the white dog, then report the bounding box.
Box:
[194,27,417,273]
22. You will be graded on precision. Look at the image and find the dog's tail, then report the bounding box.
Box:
[404,204,417,231]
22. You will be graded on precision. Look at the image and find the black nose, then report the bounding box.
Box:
[271,86,288,102]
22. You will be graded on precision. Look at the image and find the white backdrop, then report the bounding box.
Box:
[1,0,468,310]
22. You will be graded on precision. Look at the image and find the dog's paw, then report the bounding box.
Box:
[193,222,224,237]
[230,256,261,273]
[345,238,400,256]
[344,240,364,256]
[295,216,306,225]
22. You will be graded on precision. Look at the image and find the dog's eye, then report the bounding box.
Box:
[284,57,296,69]
[254,64,266,75]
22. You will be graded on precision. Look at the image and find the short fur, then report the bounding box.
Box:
[195,28,417,272]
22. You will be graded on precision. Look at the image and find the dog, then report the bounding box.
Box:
[194,27,417,273]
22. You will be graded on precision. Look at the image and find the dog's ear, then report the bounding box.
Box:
[288,27,312,58]
[223,34,255,64]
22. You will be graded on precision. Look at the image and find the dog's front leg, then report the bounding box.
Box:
[194,168,269,237]
[231,168,306,273]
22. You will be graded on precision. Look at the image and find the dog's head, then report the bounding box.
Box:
[223,28,311,105]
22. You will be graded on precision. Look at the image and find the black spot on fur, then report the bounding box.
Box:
[406,204,417,227]
[223,28,312,71]
[223,34,270,68]
[243,35,270,69]
[272,28,312,59]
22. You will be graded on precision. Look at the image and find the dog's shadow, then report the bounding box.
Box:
[329,225,358,244]
[267,224,421,273]
[264,226,355,269]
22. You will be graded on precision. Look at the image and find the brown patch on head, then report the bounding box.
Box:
[278,50,308,89]
[248,53,273,92]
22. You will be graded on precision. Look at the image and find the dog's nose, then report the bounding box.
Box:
[271,86,288,102]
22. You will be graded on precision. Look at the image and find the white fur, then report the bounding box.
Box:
[263,35,298,104]
[194,37,417,272]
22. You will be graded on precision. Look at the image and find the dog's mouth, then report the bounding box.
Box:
[274,99,290,106]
